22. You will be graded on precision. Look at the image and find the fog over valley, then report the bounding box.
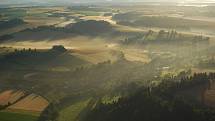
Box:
[0,1,215,121]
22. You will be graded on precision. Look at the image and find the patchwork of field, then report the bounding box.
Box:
[0,90,49,120]
[8,94,49,112]
[0,6,113,37]
[0,4,215,121]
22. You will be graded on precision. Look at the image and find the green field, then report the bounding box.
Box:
[57,99,91,121]
[0,111,38,121]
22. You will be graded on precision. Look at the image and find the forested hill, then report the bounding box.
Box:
[81,73,215,121]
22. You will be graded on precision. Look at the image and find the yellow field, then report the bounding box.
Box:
[120,48,151,63]
[81,16,116,24]
[24,16,65,26]
[73,49,118,64]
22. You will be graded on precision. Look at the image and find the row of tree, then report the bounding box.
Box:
[122,29,210,45]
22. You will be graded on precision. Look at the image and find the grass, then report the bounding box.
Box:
[0,111,38,121]
[57,99,91,121]
[73,51,117,64]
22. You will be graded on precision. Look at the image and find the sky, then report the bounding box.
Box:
[1,0,215,5]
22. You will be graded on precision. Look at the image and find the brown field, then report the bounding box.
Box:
[0,90,49,113]
[0,90,25,105]
[8,94,49,112]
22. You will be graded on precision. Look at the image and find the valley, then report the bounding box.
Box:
[0,3,215,121]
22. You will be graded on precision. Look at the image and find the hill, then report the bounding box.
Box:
[0,19,26,31]
[0,46,89,71]
[0,20,115,42]
[0,89,49,121]
[66,20,114,35]
[81,73,215,121]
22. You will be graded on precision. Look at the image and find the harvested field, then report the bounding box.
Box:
[0,90,25,106]
[8,94,49,112]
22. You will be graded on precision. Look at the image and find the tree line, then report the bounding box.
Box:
[81,73,215,121]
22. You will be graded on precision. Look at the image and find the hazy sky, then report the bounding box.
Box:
[1,0,215,4]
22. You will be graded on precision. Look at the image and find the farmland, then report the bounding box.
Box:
[0,2,215,121]
[0,90,49,121]
[0,111,38,121]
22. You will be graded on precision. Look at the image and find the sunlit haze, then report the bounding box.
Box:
[0,0,215,121]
